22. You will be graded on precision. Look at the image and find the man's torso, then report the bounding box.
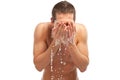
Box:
[40,22,81,80]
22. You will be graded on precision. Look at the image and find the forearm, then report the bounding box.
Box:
[70,44,89,72]
[34,48,51,71]
[34,40,60,71]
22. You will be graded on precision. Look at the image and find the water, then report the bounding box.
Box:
[50,40,68,80]
[50,22,75,80]
[50,49,54,72]
[50,43,65,80]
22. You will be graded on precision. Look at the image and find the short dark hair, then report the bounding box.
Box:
[52,1,76,22]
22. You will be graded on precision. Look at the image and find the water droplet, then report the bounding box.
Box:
[63,62,66,65]
[55,39,60,46]
[57,52,59,55]
[64,47,67,50]
[62,70,64,73]
[58,47,61,52]
[57,78,60,80]
[60,61,63,64]
[60,75,63,80]
[51,76,54,80]
[61,74,63,76]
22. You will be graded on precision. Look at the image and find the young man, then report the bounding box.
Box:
[33,1,89,80]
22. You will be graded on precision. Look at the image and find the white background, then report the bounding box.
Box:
[0,0,120,80]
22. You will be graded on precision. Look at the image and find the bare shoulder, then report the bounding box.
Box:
[75,23,87,33]
[75,23,88,42]
[34,22,49,34]
[34,22,51,41]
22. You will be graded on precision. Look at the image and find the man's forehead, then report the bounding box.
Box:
[56,13,74,19]
[55,19,74,23]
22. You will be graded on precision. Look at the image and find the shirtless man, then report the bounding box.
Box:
[33,1,89,80]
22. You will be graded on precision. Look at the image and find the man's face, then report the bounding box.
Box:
[51,13,76,44]
[54,13,74,24]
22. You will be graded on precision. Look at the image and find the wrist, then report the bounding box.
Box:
[50,39,61,54]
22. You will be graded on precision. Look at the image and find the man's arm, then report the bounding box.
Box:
[67,24,89,72]
[33,23,51,71]
[33,23,61,71]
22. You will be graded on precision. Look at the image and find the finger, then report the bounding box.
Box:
[73,23,76,33]
[60,24,64,37]
[56,22,64,39]
[70,21,74,32]
[69,21,76,37]
[63,24,68,41]
[52,22,61,35]
[67,22,72,38]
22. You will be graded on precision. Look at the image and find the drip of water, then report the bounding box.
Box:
[50,49,54,80]
[57,74,63,80]
[60,31,75,45]
[55,39,60,46]
[50,29,75,80]
[63,62,66,65]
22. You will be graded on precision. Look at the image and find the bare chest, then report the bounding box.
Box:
[49,44,76,76]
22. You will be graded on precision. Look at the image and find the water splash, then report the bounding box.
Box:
[50,42,66,80]
[50,49,54,80]
[50,23,75,80]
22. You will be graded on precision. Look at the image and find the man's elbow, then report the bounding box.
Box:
[35,65,43,72]
[33,59,43,72]
[79,61,89,72]
[79,66,87,72]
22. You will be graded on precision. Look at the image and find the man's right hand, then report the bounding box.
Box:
[51,20,76,45]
